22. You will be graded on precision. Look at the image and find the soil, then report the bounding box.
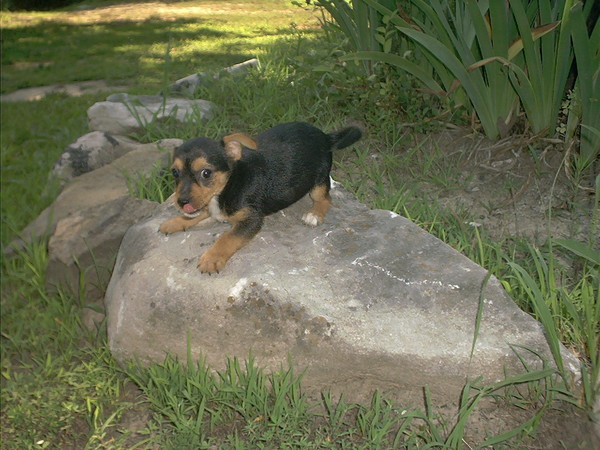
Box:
[334,127,598,246]
[422,129,596,243]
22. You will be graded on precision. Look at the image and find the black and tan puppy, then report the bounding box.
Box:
[159,121,362,273]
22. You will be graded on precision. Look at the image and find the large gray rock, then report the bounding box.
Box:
[87,95,216,135]
[47,196,158,301]
[13,138,182,299]
[19,139,180,242]
[105,184,579,404]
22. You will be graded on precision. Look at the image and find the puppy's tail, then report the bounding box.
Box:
[328,126,363,150]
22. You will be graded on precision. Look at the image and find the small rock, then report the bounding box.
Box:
[165,58,259,96]
[0,80,129,102]
[87,95,216,135]
[9,138,181,297]
[81,306,106,333]
[52,131,140,182]
[47,195,159,300]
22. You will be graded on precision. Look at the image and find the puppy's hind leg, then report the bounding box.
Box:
[302,184,331,226]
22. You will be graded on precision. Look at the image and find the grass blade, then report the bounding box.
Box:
[553,238,600,266]
[470,270,493,359]
[507,262,565,377]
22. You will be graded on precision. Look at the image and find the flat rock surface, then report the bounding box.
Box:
[87,95,216,135]
[0,80,129,102]
[105,184,578,404]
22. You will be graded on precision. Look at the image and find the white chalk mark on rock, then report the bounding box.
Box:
[228,278,248,299]
[352,256,460,290]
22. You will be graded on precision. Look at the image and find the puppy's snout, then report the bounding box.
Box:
[178,197,190,208]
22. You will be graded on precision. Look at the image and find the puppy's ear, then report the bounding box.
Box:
[223,140,243,161]
[223,133,258,150]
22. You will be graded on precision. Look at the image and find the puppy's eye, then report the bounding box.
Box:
[200,169,212,179]
[171,168,180,179]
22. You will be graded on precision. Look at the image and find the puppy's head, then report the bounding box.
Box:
[169,136,250,217]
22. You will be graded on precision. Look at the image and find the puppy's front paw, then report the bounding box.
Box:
[302,212,323,227]
[198,248,229,274]
[159,217,186,234]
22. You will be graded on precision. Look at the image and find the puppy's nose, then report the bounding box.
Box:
[178,197,190,208]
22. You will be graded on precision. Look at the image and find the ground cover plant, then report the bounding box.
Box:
[1,0,598,447]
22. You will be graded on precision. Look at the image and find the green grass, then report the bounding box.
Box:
[1,238,125,448]
[0,0,320,94]
[124,350,567,448]
[1,1,598,447]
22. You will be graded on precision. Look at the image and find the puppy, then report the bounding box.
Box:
[159,121,362,273]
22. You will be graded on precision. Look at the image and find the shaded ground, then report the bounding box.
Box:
[424,129,596,243]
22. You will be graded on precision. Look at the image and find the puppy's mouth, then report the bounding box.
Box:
[182,203,203,218]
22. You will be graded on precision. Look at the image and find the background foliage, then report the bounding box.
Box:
[318,0,599,165]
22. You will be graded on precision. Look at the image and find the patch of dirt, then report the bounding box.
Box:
[335,127,597,245]
[99,382,156,449]
[426,129,596,243]
[457,399,598,449]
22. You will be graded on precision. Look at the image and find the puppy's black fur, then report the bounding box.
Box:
[159,121,362,273]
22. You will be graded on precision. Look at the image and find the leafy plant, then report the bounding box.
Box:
[342,0,579,140]
[503,0,575,136]
[504,238,600,408]
[566,1,600,174]
[315,0,399,74]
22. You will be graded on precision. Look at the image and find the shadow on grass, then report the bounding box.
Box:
[1,17,251,93]
[1,4,322,94]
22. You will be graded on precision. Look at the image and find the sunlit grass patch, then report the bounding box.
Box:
[1,0,320,93]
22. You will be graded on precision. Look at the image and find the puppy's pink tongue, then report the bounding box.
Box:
[183,204,196,214]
